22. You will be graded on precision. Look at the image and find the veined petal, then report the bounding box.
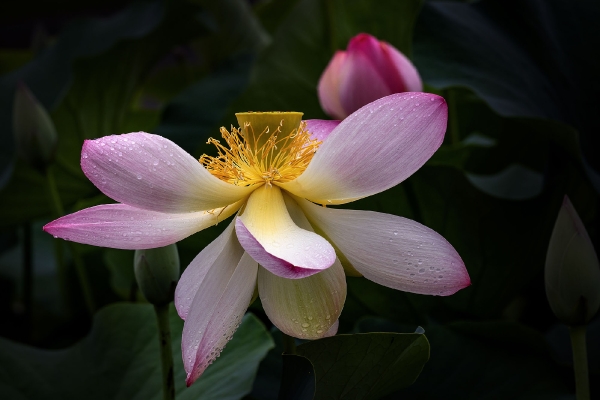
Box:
[81,132,253,213]
[182,252,258,385]
[236,185,336,279]
[297,198,470,296]
[305,119,340,143]
[43,200,243,250]
[338,46,394,117]
[318,51,348,120]
[174,220,243,320]
[258,258,345,340]
[278,93,447,205]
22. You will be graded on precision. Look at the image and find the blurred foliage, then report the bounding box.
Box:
[0,0,598,398]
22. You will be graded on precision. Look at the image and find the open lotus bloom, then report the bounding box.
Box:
[318,33,423,119]
[44,92,470,385]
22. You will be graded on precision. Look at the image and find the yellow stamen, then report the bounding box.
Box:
[200,113,322,187]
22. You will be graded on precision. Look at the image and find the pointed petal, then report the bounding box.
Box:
[182,252,258,385]
[81,132,253,213]
[43,200,243,250]
[297,198,470,296]
[318,51,349,119]
[278,93,447,205]
[258,258,345,340]
[174,220,243,320]
[236,185,335,279]
[305,119,341,143]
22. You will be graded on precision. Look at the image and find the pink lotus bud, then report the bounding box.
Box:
[318,33,423,119]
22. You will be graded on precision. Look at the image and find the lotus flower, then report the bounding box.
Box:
[318,33,422,119]
[44,93,470,385]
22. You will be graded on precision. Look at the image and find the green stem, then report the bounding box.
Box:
[46,167,96,315]
[569,325,590,400]
[282,333,297,355]
[154,303,175,400]
[445,88,460,145]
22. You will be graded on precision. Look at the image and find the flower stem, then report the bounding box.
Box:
[569,325,590,400]
[46,166,96,315]
[154,303,175,400]
[282,332,297,355]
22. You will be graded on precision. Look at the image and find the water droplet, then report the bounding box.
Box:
[301,322,310,328]
[308,316,313,321]
[137,175,142,180]
[419,268,425,274]
[393,230,398,235]
[153,160,158,166]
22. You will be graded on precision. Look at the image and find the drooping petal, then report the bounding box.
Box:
[174,220,243,320]
[338,40,395,116]
[258,258,345,340]
[182,251,258,385]
[297,197,470,296]
[43,200,243,250]
[81,132,253,213]
[236,185,336,279]
[304,119,340,143]
[278,93,447,205]
[317,51,348,120]
[257,194,345,339]
[380,41,423,92]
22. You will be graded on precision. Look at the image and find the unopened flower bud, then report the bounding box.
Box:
[318,33,422,119]
[134,244,180,306]
[545,196,600,325]
[13,82,58,171]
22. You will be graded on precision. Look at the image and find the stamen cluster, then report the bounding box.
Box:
[200,121,321,186]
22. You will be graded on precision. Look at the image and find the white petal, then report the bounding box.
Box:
[297,197,470,296]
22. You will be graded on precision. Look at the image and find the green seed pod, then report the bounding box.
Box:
[545,196,600,325]
[134,244,180,306]
[13,82,58,171]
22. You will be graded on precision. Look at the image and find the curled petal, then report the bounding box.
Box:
[305,119,340,143]
[278,93,447,205]
[297,197,470,296]
[43,200,243,250]
[318,51,348,119]
[258,258,346,340]
[236,185,336,279]
[182,251,258,385]
[175,220,243,320]
[323,319,339,337]
[81,132,253,213]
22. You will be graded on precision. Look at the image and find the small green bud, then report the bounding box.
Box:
[13,82,58,171]
[545,196,600,325]
[134,244,180,306]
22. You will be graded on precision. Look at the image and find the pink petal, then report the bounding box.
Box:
[43,200,243,250]
[323,319,339,337]
[380,41,423,92]
[278,93,447,205]
[337,46,394,117]
[174,220,243,320]
[235,185,336,279]
[81,132,253,213]
[304,119,340,143]
[182,251,258,385]
[297,197,470,296]
[318,51,349,119]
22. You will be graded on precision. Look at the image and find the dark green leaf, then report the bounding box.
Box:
[0,304,274,400]
[296,332,429,400]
